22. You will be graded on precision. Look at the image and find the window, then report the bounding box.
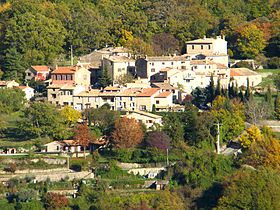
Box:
[57,75,61,80]
[192,45,194,49]
[67,75,72,80]
[140,105,146,111]
[151,68,155,72]
[129,97,133,101]
[122,68,125,71]
[201,45,203,49]
[171,62,174,65]
[110,98,114,102]
[62,75,66,80]
[181,66,186,69]
[162,62,165,65]
[152,62,154,66]
[156,100,159,104]
[208,45,211,50]
[27,73,31,76]
[118,68,121,72]
[52,94,56,99]
[119,97,122,101]
[181,61,185,64]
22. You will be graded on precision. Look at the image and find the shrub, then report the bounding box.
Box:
[44,192,68,209]
[267,57,280,69]
[4,163,16,173]
[70,158,88,172]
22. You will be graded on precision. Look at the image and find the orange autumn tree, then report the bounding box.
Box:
[112,117,144,148]
[74,123,91,158]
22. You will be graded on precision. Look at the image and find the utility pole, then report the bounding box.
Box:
[70,45,73,66]
[214,123,222,154]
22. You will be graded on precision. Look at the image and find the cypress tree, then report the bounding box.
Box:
[239,89,244,102]
[215,78,221,96]
[207,74,215,104]
[265,85,272,105]
[275,94,280,120]
[245,78,251,101]
[228,82,233,98]
[234,82,239,97]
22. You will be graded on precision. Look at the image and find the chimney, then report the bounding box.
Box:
[203,35,206,39]
[55,65,58,70]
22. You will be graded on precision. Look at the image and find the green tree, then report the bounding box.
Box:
[18,102,69,139]
[3,12,66,81]
[163,112,184,145]
[215,78,221,97]
[216,168,280,209]
[274,73,280,91]
[265,85,272,105]
[207,74,215,104]
[235,23,266,58]
[0,88,25,114]
[275,94,280,120]
[99,65,112,88]
[2,47,26,80]
[172,148,235,189]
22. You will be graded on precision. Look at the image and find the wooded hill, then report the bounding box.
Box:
[0,0,279,81]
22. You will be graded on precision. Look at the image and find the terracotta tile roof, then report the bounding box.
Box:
[17,86,33,90]
[230,68,259,77]
[136,88,159,97]
[152,83,177,90]
[155,91,172,98]
[104,86,121,91]
[52,67,76,74]
[31,65,49,72]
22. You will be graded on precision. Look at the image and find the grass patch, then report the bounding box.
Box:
[255,69,280,74]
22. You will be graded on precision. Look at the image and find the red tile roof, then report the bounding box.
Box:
[136,88,159,97]
[31,66,49,72]
[155,91,172,98]
[230,69,241,77]
[52,67,76,74]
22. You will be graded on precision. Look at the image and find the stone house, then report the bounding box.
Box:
[25,66,51,81]
[0,80,19,89]
[230,68,262,87]
[135,55,190,81]
[101,55,135,83]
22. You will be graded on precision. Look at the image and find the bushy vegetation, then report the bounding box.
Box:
[0,0,278,81]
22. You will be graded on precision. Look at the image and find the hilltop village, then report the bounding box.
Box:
[0,0,279,209]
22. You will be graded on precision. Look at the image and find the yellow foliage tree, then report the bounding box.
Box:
[60,106,81,125]
[239,125,262,149]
